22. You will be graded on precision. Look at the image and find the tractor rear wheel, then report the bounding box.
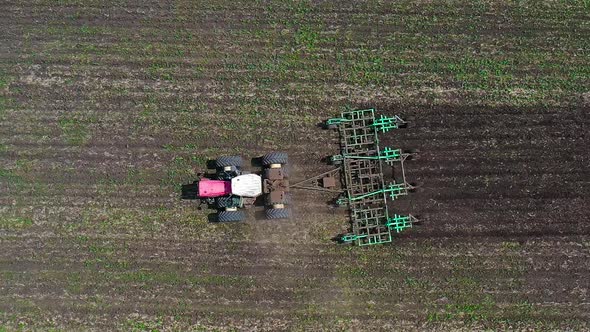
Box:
[262,152,288,166]
[265,208,291,220]
[217,210,245,222]
[216,156,243,168]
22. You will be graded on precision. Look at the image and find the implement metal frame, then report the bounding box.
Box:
[290,108,417,246]
[330,108,416,246]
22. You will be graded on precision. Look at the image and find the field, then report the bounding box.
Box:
[1,0,589,330]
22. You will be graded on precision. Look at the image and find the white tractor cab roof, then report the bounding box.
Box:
[231,174,262,197]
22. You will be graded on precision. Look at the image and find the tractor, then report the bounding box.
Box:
[192,152,291,221]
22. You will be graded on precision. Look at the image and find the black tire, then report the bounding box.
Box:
[216,196,236,208]
[265,208,291,220]
[262,152,288,166]
[217,210,245,222]
[216,156,243,168]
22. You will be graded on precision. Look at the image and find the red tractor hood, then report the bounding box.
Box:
[198,179,232,197]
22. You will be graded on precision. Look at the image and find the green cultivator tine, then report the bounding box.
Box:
[386,214,415,233]
[331,154,344,164]
[341,233,360,243]
[326,117,349,126]
[372,114,405,133]
[338,182,409,204]
[385,183,408,200]
[379,147,402,163]
[336,196,349,206]
[332,147,401,162]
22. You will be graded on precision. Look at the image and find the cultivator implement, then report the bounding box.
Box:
[330,109,417,246]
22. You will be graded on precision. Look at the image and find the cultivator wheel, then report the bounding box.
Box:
[217,210,246,222]
[215,156,243,169]
[265,207,291,220]
[262,152,288,167]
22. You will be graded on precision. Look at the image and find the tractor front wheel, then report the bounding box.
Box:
[216,156,243,168]
[217,210,245,222]
[216,196,238,208]
[262,152,288,166]
[265,208,291,220]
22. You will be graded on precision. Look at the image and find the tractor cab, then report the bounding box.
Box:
[231,174,262,197]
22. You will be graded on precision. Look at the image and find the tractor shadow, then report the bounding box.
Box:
[250,156,264,168]
[207,213,221,222]
[180,180,218,222]
[331,234,346,244]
